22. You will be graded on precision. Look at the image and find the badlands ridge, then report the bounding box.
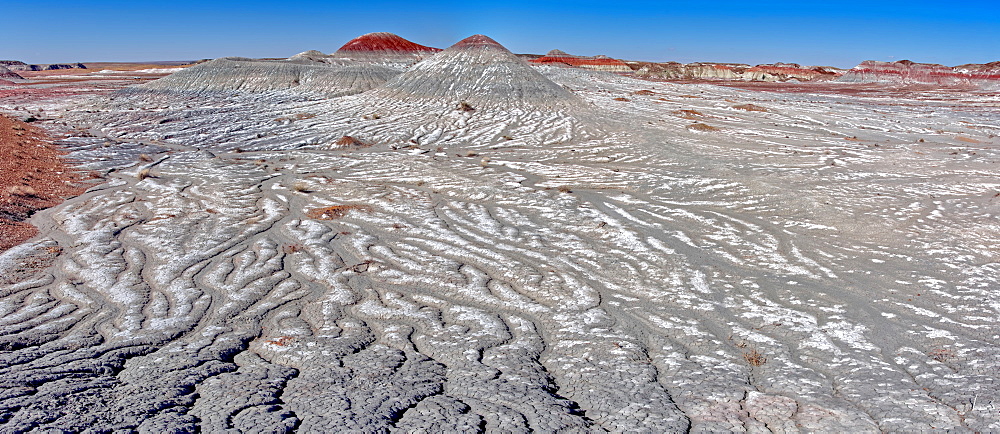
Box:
[0,32,999,432]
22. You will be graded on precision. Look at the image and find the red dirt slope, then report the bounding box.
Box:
[0,115,91,251]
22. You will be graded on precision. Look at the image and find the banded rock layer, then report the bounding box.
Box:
[634,61,842,82]
[837,60,1000,89]
[530,49,632,73]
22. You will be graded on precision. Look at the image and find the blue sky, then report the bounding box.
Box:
[2,0,998,68]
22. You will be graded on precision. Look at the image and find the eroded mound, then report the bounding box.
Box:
[370,34,581,109]
[138,58,400,96]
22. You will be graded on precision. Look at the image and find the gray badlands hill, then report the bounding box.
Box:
[0,65,23,80]
[369,34,582,109]
[137,58,400,96]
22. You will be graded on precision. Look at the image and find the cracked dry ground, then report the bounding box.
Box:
[1,70,999,432]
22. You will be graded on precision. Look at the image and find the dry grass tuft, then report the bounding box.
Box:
[275,113,316,122]
[292,182,312,193]
[306,204,373,220]
[743,349,767,366]
[687,122,720,132]
[733,104,769,112]
[335,135,372,148]
[674,109,704,119]
[928,348,955,362]
[8,185,38,197]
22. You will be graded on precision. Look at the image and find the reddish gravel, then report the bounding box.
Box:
[0,114,92,251]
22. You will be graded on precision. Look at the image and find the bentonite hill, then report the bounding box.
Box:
[0,31,999,433]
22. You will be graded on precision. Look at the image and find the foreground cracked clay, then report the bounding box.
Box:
[1,34,999,432]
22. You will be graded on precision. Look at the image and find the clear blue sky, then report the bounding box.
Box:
[2,0,998,68]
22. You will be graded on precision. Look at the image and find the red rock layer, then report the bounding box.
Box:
[530,50,631,72]
[0,115,91,251]
[336,32,441,53]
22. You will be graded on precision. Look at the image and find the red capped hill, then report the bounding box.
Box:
[336,32,441,53]
[451,34,506,50]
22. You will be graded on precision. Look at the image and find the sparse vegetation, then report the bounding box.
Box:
[282,244,303,254]
[633,90,655,96]
[292,182,312,193]
[687,122,719,132]
[613,97,630,102]
[733,104,769,112]
[305,204,373,220]
[274,113,316,122]
[743,349,767,366]
[138,154,153,162]
[335,135,372,148]
[557,185,573,193]
[929,348,955,362]
[136,168,152,181]
[458,101,475,112]
[8,185,38,197]
[674,109,704,119]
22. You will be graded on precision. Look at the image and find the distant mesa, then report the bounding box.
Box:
[530,49,632,73]
[0,60,86,71]
[837,60,1000,89]
[138,57,400,96]
[370,34,581,109]
[632,61,842,82]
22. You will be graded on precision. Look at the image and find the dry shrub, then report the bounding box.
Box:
[306,204,372,220]
[928,348,954,362]
[733,104,769,112]
[267,336,295,346]
[687,122,719,132]
[282,244,303,254]
[292,182,312,193]
[335,135,372,148]
[633,89,655,96]
[8,185,38,197]
[743,349,766,366]
[557,185,573,193]
[275,113,316,122]
[674,109,704,119]
[138,154,153,162]
[613,97,631,102]
[458,101,475,112]
[137,168,152,180]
